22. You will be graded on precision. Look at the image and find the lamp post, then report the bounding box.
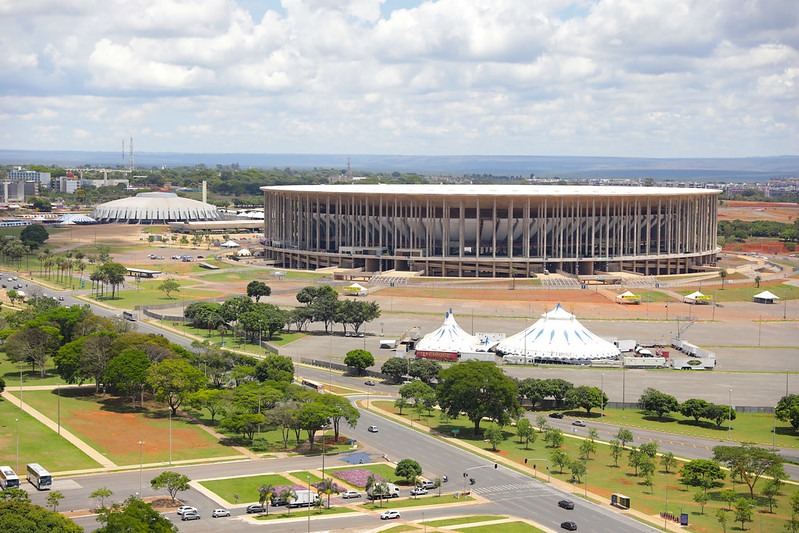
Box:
[138,440,144,497]
[15,418,19,473]
[664,477,669,532]
[306,475,311,533]
[622,359,626,410]
[57,383,61,435]
[169,410,173,465]
[728,389,733,441]
[600,373,605,417]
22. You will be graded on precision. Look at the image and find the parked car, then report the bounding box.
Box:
[57,296,65,301]
[181,511,200,521]
[177,506,198,516]
[364,380,376,386]
[417,480,436,489]
[246,503,265,514]
[368,425,378,433]
[561,521,577,531]
[211,508,230,517]
[549,412,564,419]
[410,488,428,496]
[572,420,586,427]
[380,510,401,520]
[341,490,361,499]
[558,499,575,510]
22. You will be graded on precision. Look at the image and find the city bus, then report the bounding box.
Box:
[0,466,19,489]
[122,311,138,321]
[301,379,325,393]
[26,463,52,490]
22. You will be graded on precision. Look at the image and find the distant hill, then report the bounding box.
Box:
[1,150,797,182]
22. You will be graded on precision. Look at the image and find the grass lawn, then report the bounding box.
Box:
[292,470,323,485]
[425,515,506,526]
[636,291,675,303]
[12,389,239,465]
[677,284,799,303]
[91,286,228,310]
[454,522,545,533]
[0,398,101,473]
[361,494,474,510]
[199,473,293,504]
[1,357,70,387]
[380,526,421,532]
[373,401,799,533]
[196,269,275,282]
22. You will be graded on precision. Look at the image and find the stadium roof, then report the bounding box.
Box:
[91,192,220,224]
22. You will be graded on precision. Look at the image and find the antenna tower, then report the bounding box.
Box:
[122,139,126,168]
[347,157,352,180]
[129,136,135,171]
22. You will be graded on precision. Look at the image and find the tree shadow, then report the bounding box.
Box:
[676,419,727,431]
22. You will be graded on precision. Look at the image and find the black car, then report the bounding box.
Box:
[558,499,575,510]
[246,504,265,514]
[561,521,577,531]
[549,412,564,419]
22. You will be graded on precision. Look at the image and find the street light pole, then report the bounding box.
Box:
[728,389,733,441]
[600,373,605,417]
[15,418,19,473]
[138,440,144,497]
[169,411,173,465]
[306,475,311,533]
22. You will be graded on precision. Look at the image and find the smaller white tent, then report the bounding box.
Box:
[415,309,481,355]
[236,248,252,257]
[753,290,780,304]
[616,290,641,304]
[221,240,240,248]
[684,291,712,304]
[345,282,368,296]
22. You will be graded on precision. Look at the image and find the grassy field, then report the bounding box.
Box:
[196,269,275,282]
[0,397,101,473]
[454,522,545,533]
[373,401,799,533]
[425,515,507,526]
[160,321,305,352]
[254,506,355,520]
[328,464,403,488]
[199,473,293,505]
[1,356,70,387]
[90,286,227,310]
[677,284,799,302]
[12,389,238,465]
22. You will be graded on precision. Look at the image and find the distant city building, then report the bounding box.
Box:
[262,184,721,277]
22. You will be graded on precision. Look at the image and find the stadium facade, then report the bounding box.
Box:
[261,184,720,277]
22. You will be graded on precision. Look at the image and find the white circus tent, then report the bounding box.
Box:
[415,310,482,354]
[497,304,621,364]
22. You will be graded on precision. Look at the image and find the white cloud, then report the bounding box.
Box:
[0,0,796,157]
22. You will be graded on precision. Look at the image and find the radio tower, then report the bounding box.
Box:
[129,136,135,171]
[122,139,126,168]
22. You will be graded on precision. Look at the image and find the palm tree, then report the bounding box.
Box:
[754,275,761,288]
[258,484,275,516]
[719,268,728,289]
[314,478,340,509]
[278,488,297,515]
[365,474,376,500]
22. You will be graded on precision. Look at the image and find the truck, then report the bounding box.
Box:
[379,339,398,349]
[367,482,401,500]
[613,339,636,352]
[287,489,320,508]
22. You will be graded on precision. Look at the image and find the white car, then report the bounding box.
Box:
[177,505,198,516]
[380,510,401,520]
[409,488,428,496]
[341,490,361,499]
[572,420,587,427]
[211,508,230,518]
[368,425,378,433]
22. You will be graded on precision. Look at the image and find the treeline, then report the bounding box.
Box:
[718,219,799,244]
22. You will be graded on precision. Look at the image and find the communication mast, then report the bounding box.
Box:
[122,139,126,168]
[129,136,135,171]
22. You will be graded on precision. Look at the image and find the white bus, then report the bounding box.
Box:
[0,466,19,489]
[26,463,52,490]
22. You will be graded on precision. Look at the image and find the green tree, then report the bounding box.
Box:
[20,224,49,249]
[551,449,569,474]
[776,394,799,431]
[336,298,380,334]
[258,484,275,515]
[720,489,737,510]
[569,459,586,483]
[46,491,64,512]
[314,477,340,508]
[680,398,711,422]
[680,459,726,490]
[150,471,191,504]
[615,428,634,449]
[90,487,113,510]
[278,488,297,515]
[5,325,62,377]
[693,490,709,514]
[544,378,573,407]
[609,439,624,467]
[628,447,646,476]
[639,442,658,458]
[544,427,564,448]
[395,459,423,485]
[0,500,82,532]
[104,349,151,407]
[761,478,782,513]
[733,498,753,530]
[436,361,520,435]
[381,357,410,383]
[408,358,442,384]
[246,280,271,302]
[638,388,679,419]
[147,358,207,415]
[705,403,736,427]
[564,385,607,415]
[713,444,784,498]
[394,397,408,415]
[715,508,729,533]
[0,487,30,502]
[484,426,505,451]
[579,439,597,460]
[96,496,177,532]
[343,349,375,375]
[516,418,535,449]
[253,354,294,383]
[660,452,677,473]
[157,278,181,299]
[221,413,266,441]
[719,268,728,289]
[316,393,360,442]
[188,388,230,424]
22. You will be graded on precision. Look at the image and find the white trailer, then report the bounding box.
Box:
[614,339,637,352]
[379,339,398,349]
[288,489,319,508]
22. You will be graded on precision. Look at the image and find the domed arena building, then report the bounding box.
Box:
[92,192,220,224]
[261,184,720,277]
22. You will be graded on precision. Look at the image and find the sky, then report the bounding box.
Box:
[1,0,797,159]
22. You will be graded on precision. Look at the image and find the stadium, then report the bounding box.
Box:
[261,184,720,277]
[92,192,220,224]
